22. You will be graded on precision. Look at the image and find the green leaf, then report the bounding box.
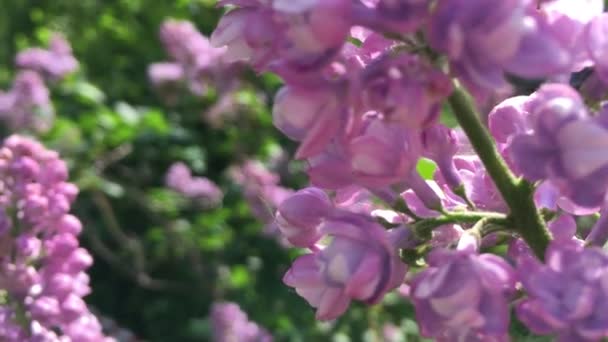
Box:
[416,158,437,180]
[71,81,106,104]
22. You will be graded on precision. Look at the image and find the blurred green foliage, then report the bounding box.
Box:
[0,1,429,341]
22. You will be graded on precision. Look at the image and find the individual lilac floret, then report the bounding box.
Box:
[275,187,332,248]
[509,84,608,208]
[283,213,406,320]
[210,302,272,342]
[272,84,345,159]
[410,246,515,341]
[359,53,452,129]
[516,240,608,341]
[16,34,79,80]
[541,0,604,72]
[0,135,109,341]
[165,162,223,207]
[488,96,531,146]
[428,0,574,101]
[0,71,53,132]
[453,156,507,212]
[212,0,352,72]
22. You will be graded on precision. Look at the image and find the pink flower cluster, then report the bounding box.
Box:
[148,19,247,126]
[0,34,78,132]
[149,20,230,95]
[165,162,223,207]
[0,135,109,341]
[228,160,292,245]
[16,35,79,81]
[210,302,272,342]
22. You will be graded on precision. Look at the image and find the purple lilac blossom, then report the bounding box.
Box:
[165,162,223,206]
[209,0,608,337]
[428,0,578,102]
[509,84,608,208]
[16,34,79,81]
[210,302,272,342]
[516,240,608,341]
[358,53,452,129]
[283,213,406,320]
[307,116,422,190]
[152,19,233,97]
[147,62,184,88]
[275,187,332,248]
[410,246,515,341]
[0,135,109,341]
[272,84,345,159]
[212,0,353,72]
[0,71,53,132]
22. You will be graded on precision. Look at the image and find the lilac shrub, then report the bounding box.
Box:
[206,0,608,340]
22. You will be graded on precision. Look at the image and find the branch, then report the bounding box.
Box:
[447,82,551,259]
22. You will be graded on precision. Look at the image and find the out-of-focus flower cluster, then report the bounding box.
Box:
[0,34,78,132]
[228,160,292,246]
[207,0,608,340]
[149,20,244,127]
[165,162,223,208]
[210,302,272,342]
[0,135,109,341]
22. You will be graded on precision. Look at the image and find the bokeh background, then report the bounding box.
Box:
[0,1,425,341]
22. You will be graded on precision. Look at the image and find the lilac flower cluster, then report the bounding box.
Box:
[0,71,52,132]
[149,20,245,126]
[0,135,109,341]
[165,162,223,207]
[208,0,608,340]
[150,20,229,95]
[16,34,79,81]
[210,302,272,342]
[228,160,293,245]
[0,34,78,132]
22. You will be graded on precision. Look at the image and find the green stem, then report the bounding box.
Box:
[413,211,508,239]
[447,83,551,259]
[393,196,422,221]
